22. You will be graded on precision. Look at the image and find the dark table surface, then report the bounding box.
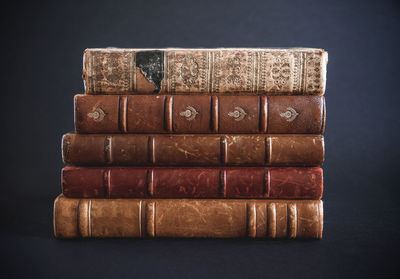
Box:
[1,0,399,278]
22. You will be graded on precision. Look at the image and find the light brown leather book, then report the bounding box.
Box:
[54,195,323,239]
[83,48,328,95]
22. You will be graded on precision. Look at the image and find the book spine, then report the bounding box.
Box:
[83,48,327,95]
[62,133,324,166]
[74,95,325,134]
[54,195,323,239]
[61,167,323,199]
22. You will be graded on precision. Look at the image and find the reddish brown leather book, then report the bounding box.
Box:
[54,195,323,239]
[83,48,328,95]
[62,133,324,166]
[75,95,325,134]
[62,166,323,199]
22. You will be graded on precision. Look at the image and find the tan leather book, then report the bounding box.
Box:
[83,48,328,95]
[54,195,323,239]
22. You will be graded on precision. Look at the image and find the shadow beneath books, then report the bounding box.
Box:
[51,237,324,247]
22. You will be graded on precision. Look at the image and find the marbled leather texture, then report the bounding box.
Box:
[54,195,323,239]
[83,48,328,95]
[74,95,325,134]
[62,133,324,166]
[62,166,323,199]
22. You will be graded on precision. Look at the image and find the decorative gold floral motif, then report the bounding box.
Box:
[88,107,106,122]
[271,56,291,89]
[179,106,198,121]
[91,51,131,92]
[280,107,299,122]
[95,53,122,83]
[226,55,242,85]
[228,106,247,121]
[179,56,199,87]
[306,55,322,93]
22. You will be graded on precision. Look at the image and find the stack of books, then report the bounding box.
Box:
[54,48,328,239]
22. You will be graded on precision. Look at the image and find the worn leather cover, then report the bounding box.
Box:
[54,195,323,239]
[62,133,324,166]
[62,166,323,199]
[83,48,328,95]
[75,95,325,134]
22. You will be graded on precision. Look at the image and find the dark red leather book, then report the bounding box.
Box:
[62,166,323,199]
[62,133,324,166]
[74,95,325,134]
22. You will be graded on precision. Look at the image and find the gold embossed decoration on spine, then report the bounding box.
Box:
[83,49,134,94]
[83,48,328,95]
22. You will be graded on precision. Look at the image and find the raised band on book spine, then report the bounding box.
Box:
[62,134,325,166]
[75,95,325,134]
[54,196,324,239]
[62,166,323,199]
[83,48,327,95]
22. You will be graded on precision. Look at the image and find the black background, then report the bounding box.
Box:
[1,0,399,278]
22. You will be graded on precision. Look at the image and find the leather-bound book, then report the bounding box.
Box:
[62,166,323,199]
[75,95,325,134]
[54,195,323,239]
[83,48,327,95]
[62,133,324,166]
